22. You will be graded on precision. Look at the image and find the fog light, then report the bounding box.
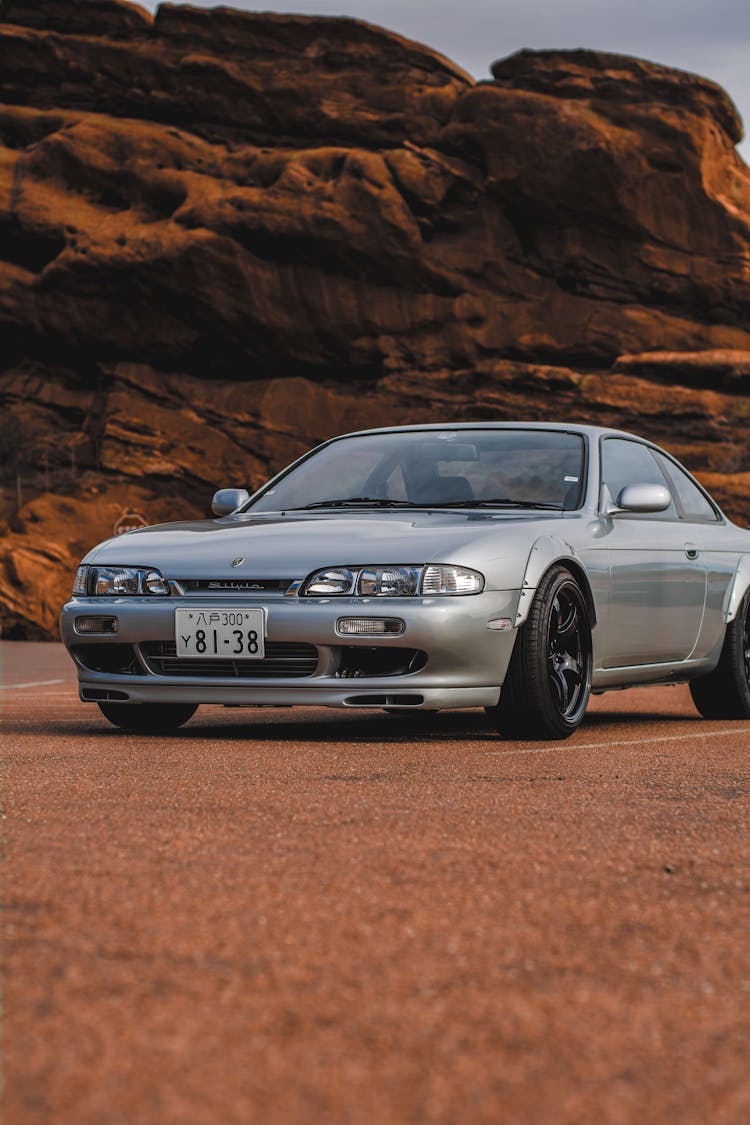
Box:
[75,616,119,634]
[336,617,405,636]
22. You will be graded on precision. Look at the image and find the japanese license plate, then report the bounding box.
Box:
[175,607,266,659]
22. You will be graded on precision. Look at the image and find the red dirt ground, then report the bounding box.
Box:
[2,643,749,1124]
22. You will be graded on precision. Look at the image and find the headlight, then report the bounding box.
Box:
[301,564,484,597]
[72,565,170,596]
[73,565,89,595]
[422,565,484,595]
[301,568,356,596]
[358,566,420,597]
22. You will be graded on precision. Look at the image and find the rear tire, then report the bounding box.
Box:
[97,701,197,732]
[487,565,593,740]
[689,589,750,719]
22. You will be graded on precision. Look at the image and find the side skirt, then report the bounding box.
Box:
[592,657,719,692]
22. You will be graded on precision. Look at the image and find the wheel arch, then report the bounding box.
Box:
[515,536,597,629]
[723,556,750,623]
[558,559,597,630]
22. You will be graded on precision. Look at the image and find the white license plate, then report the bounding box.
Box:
[175,608,266,659]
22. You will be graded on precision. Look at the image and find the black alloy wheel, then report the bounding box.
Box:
[690,587,750,719]
[489,565,593,740]
[547,582,590,724]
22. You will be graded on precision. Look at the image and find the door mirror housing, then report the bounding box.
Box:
[614,483,672,514]
[211,488,250,516]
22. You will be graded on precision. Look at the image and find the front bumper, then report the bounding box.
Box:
[60,590,521,710]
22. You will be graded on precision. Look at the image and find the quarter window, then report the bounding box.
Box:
[600,438,677,519]
[652,451,719,523]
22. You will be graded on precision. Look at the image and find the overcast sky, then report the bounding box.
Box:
[142,0,749,159]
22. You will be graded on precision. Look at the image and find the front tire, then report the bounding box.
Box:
[689,589,750,719]
[97,702,197,732]
[488,565,593,740]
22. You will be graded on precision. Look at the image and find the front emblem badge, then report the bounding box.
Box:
[231,557,245,568]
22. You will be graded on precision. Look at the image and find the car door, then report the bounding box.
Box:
[599,437,706,668]
[650,448,737,661]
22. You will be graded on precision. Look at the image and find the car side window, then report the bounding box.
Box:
[651,451,720,523]
[600,438,678,519]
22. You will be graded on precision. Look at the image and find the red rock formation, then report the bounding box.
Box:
[614,350,750,392]
[0,0,749,636]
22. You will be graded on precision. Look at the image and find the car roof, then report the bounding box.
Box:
[330,422,646,442]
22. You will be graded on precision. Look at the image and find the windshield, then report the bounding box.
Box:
[246,429,586,513]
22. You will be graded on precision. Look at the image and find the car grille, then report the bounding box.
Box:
[173,578,294,597]
[140,640,319,678]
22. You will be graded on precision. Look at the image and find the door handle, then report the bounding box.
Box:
[685,543,699,560]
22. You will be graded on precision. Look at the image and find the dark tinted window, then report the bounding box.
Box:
[600,438,677,519]
[652,451,719,523]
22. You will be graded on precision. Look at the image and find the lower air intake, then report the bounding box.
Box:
[344,694,424,707]
[140,640,319,678]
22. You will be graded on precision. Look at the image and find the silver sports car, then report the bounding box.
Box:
[60,423,750,739]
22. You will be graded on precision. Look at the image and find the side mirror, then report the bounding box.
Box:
[615,483,672,514]
[211,488,250,516]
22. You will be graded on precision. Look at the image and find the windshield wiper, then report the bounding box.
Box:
[296,497,420,510]
[426,498,565,510]
[295,496,564,511]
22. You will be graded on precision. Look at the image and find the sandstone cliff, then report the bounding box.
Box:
[1,0,749,636]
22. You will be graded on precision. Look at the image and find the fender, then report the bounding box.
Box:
[514,535,597,628]
[722,555,750,623]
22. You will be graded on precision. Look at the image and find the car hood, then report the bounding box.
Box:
[85,509,571,586]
